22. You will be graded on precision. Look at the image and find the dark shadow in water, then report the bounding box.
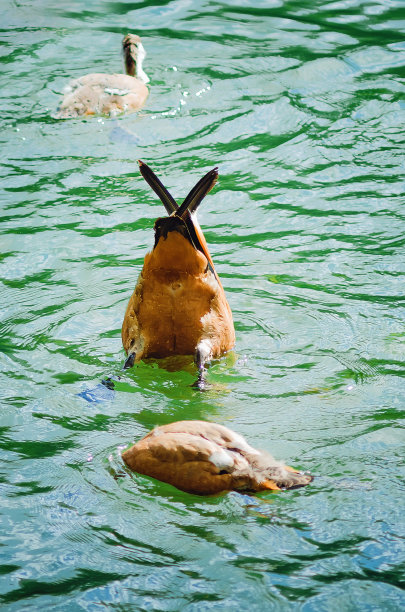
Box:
[0,435,75,460]
[0,569,126,604]
[89,523,184,565]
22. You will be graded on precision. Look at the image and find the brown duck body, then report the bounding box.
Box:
[55,34,149,118]
[122,230,234,360]
[122,420,313,495]
[55,73,148,118]
[121,162,235,372]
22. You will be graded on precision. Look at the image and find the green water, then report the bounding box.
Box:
[1,0,404,609]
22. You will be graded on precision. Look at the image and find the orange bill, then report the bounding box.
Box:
[261,479,281,491]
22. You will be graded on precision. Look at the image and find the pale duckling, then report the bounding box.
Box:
[122,161,235,384]
[122,420,313,495]
[55,34,149,118]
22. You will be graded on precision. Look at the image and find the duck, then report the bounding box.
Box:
[55,34,149,118]
[122,420,313,495]
[121,161,235,385]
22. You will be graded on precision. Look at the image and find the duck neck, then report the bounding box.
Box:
[125,42,149,83]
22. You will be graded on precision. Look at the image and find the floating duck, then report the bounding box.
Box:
[121,161,235,384]
[55,34,149,118]
[122,420,313,495]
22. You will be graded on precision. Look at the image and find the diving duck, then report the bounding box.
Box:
[122,420,313,495]
[55,34,149,118]
[121,161,235,383]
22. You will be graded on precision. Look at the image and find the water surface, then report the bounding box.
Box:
[1,0,404,609]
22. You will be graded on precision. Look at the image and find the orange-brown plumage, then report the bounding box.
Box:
[122,421,313,495]
[121,162,235,377]
[55,34,149,118]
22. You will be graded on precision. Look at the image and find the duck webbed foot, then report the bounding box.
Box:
[123,351,136,370]
[192,340,212,390]
[192,367,209,391]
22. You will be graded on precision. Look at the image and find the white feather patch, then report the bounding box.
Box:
[208,449,235,471]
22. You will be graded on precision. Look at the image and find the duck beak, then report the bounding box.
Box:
[261,479,282,491]
[138,160,218,276]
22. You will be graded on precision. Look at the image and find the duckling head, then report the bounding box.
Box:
[240,451,314,492]
[122,34,149,83]
[206,439,313,492]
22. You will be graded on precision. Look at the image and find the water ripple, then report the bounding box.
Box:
[1,0,404,609]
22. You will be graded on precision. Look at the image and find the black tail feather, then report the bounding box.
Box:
[177,168,218,218]
[138,160,178,215]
